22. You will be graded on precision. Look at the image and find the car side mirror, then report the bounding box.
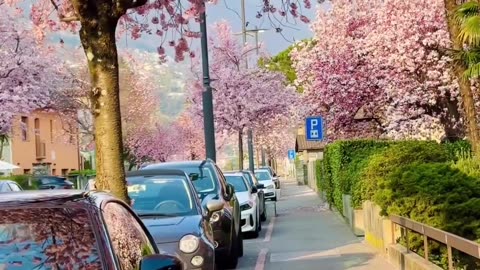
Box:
[226,184,235,200]
[256,184,265,189]
[273,173,277,177]
[251,186,258,194]
[206,199,224,214]
[139,254,182,270]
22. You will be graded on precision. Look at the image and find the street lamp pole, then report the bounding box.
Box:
[199,4,216,161]
[241,0,256,173]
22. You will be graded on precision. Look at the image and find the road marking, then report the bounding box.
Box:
[263,216,275,242]
[269,249,341,262]
[254,248,268,270]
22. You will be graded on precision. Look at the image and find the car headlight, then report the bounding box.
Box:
[179,234,199,253]
[267,184,275,189]
[240,201,253,211]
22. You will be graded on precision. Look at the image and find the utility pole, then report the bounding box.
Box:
[199,3,216,161]
[241,0,255,173]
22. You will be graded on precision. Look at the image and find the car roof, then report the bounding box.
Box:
[223,172,244,176]
[0,190,114,206]
[143,160,211,169]
[126,169,189,177]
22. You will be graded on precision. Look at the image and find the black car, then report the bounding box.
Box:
[35,176,74,189]
[240,170,267,221]
[126,169,222,270]
[0,190,182,269]
[143,160,243,269]
[0,180,22,192]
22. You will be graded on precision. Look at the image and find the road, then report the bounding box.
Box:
[236,179,395,270]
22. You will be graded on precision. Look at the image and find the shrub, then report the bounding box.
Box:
[355,141,450,209]
[375,162,480,269]
[0,175,38,190]
[317,140,391,213]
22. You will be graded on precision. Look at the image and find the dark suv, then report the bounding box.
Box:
[143,160,243,269]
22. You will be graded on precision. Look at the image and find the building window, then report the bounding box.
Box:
[21,117,28,141]
[34,118,40,134]
[50,120,53,143]
[52,168,56,175]
[61,169,68,176]
[23,169,31,175]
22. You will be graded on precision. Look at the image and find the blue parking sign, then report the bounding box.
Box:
[306,117,324,141]
[288,150,295,160]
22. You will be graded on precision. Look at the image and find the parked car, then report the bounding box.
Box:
[259,166,280,189]
[126,169,222,270]
[254,169,277,201]
[35,176,74,189]
[237,170,266,221]
[0,180,22,193]
[0,190,182,269]
[143,160,243,269]
[224,172,261,238]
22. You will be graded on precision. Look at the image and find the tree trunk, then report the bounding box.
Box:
[238,130,244,170]
[444,0,480,155]
[0,135,6,160]
[79,20,129,202]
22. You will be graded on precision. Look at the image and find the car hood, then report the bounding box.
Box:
[235,191,250,205]
[141,215,202,243]
[259,180,274,186]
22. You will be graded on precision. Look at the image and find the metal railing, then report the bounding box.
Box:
[390,215,480,270]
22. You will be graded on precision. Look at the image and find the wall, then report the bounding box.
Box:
[10,110,80,176]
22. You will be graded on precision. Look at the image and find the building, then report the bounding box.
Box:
[2,110,81,176]
[294,126,325,190]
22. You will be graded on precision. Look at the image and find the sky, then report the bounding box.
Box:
[53,0,318,57]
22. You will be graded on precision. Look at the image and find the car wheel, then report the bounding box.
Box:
[258,213,262,231]
[238,229,244,257]
[220,230,239,269]
[261,203,267,221]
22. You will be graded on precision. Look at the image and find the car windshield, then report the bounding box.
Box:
[255,170,272,181]
[225,176,248,192]
[127,176,196,216]
[180,166,217,194]
[242,172,254,187]
[0,207,101,269]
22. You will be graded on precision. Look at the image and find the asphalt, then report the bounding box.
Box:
[235,179,396,270]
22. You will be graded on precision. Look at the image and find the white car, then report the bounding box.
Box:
[254,169,277,201]
[224,173,262,238]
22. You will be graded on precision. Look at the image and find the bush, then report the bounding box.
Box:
[356,141,450,209]
[316,140,391,213]
[375,162,480,269]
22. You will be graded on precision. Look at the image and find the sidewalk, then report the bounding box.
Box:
[263,179,395,270]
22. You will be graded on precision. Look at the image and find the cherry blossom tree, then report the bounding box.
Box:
[0,5,55,136]
[292,0,462,142]
[7,0,311,201]
[188,21,298,169]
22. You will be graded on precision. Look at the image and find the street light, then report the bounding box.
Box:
[238,0,271,173]
[199,2,216,161]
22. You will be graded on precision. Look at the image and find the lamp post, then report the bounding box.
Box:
[199,3,216,161]
[239,0,268,172]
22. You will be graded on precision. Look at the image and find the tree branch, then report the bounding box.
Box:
[60,16,80,22]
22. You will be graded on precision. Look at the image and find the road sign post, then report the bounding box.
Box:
[306,117,325,141]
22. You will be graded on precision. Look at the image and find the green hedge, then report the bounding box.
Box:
[316,139,480,268]
[316,140,392,213]
[0,175,38,190]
